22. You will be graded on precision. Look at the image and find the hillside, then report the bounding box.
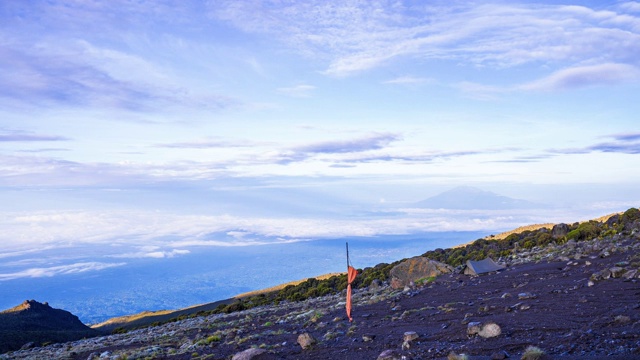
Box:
[0,300,99,354]
[91,273,346,334]
[1,207,639,359]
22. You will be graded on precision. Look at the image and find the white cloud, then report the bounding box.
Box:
[0,262,125,281]
[619,2,640,13]
[276,84,316,98]
[110,249,191,259]
[0,206,576,257]
[519,63,640,91]
[383,76,433,85]
[209,2,640,77]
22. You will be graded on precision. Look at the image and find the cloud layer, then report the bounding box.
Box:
[0,262,125,281]
[209,1,640,77]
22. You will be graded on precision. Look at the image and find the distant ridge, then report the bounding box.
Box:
[415,186,539,210]
[484,212,623,241]
[0,300,98,353]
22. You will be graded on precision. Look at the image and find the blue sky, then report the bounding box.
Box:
[1,1,640,281]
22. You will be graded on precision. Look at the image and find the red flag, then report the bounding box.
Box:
[346,265,357,322]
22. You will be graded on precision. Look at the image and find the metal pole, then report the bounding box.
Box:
[346,241,350,268]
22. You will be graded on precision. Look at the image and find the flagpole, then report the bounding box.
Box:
[346,241,350,268]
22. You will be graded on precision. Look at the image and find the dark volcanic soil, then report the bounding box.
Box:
[209,251,639,360]
[3,239,640,360]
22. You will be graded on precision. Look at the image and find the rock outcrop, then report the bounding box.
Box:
[389,257,454,289]
[551,223,569,239]
[0,300,99,354]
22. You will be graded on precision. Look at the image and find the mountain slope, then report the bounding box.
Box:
[0,300,99,353]
[415,186,539,210]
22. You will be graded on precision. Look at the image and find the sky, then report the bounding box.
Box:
[1,1,640,283]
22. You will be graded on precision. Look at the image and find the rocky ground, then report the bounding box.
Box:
[2,234,640,360]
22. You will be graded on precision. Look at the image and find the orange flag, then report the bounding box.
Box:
[346,265,357,322]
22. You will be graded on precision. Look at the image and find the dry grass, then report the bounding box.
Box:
[484,223,555,241]
[234,273,345,299]
[483,212,622,241]
[521,345,545,360]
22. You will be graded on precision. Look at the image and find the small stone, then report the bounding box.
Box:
[231,348,268,360]
[297,333,316,350]
[362,335,375,342]
[478,322,502,338]
[518,292,536,300]
[448,352,468,360]
[587,280,595,287]
[520,304,531,311]
[491,350,509,359]
[622,269,638,280]
[610,267,625,278]
[377,349,402,360]
[403,331,419,342]
[467,321,482,336]
[615,315,631,324]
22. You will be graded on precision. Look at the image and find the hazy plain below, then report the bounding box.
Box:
[0,232,486,324]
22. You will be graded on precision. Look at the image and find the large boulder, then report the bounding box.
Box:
[551,223,569,239]
[389,257,453,289]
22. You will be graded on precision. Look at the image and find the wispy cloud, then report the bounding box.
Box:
[619,2,640,13]
[0,3,239,113]
[276,84,316,98]
[611,132,640,142]
[272,133,402,165]
[209,2,640,77]
[155,137,265,149]
[329,148,517,165]
[0,262,125,281]
[455,62,640,99]
[111,248,190,259]
[519,63,640,91]
[383,76,432,85]
[550,132,640,155]
[0,130,70,142]
[293,133,400,154]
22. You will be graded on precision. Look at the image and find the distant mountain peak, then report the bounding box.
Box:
[415,186,538,210]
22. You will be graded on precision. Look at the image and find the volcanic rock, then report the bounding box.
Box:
[551,223,569,239]
[389,256,453,289]
[377,349,402,360]
[232,348,274,360]
[297,333,316,349]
